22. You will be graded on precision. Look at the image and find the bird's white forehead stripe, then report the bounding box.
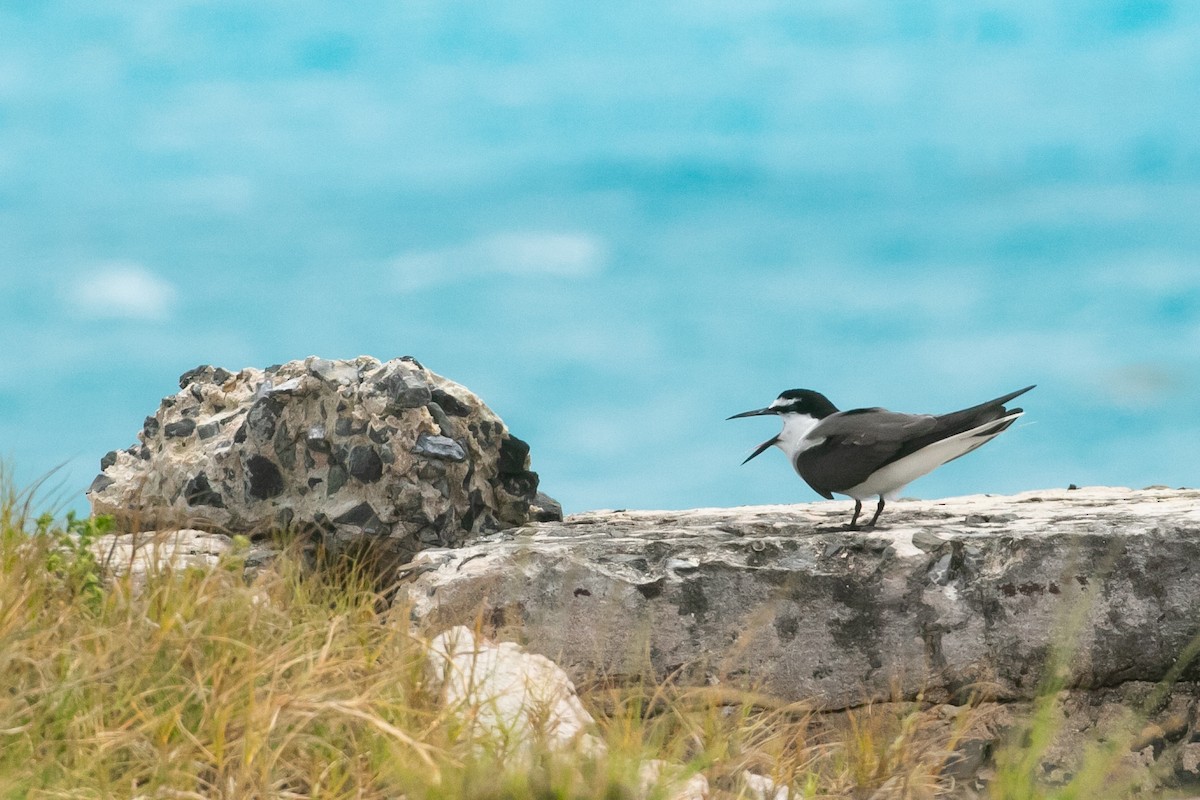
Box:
[769,397,790,409]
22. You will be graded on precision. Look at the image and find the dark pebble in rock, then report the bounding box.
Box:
[413,434,466,462]
[197,421,221,440]
[367,425,391,445]
[347,445,383,483]
[417,462,444,481]
[430,388,469,416]
[461,488,486,531]
[498,435,531,474]
[374,366,432,411]
[276,506,295,529]
[100,450,119,470]
[326,464,348,495]
[531,492,563,522]
[178,365,210,388]
[273,421,295,469]
[245,455,285,500]
[184,472,225,507]
[333,501,378,526]
[164,418,197,438]
[246,397,282,440]
[334,417,366,437]
[425,401,455,434]
[88,474,114,494]
[502,471,538,496]
[143,416,161,437]
[213,367,232,384]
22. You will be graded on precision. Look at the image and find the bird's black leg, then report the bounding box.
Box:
[866,497,886,528]
[847,499,862,530]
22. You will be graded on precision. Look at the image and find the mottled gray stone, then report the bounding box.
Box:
[308,358,361,385]
[414,433,466,462]
[264,376,306,396]
[371,361,432,412]
[530,491,564,522]
[89,356,554,565]
[401,487,1200,709]
[425,402,455,435]
[88,474,114,494]
[197,421,221,440]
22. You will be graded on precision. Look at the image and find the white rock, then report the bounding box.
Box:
[90,528,232,581]
[742,771,790,800]
[637,759,709,800]
[427,626,711,798]
[428,625,604,759]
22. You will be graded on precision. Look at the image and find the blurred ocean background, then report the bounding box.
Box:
[2,1,1198,514]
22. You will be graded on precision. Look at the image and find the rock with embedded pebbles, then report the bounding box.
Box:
[87,356,557,563]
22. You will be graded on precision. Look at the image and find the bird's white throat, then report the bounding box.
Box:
[773,412,823,460]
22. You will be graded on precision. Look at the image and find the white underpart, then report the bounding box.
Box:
[842,411,1024,501]
[771,412,823,459]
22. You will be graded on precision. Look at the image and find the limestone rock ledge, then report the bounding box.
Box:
[400,487,1200,709]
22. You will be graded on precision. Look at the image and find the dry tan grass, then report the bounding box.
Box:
[5,472,1155,800]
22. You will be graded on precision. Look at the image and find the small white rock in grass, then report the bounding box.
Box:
[428,625,605,759]
[741,771,790,800]
[637,759,710,800]
[428,626,709,799]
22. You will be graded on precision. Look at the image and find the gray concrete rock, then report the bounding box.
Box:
[400,487,1200,709]
[88,356,557,564]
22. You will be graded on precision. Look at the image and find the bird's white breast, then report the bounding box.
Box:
[772,412,824,467]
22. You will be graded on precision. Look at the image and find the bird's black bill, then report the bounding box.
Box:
[726,407,778,420]
[741,435,779,465]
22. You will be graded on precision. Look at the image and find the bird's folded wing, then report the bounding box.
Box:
[795,411,938,494]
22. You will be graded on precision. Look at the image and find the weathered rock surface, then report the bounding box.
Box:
[88,356,557,564]
[401,487,1200,709]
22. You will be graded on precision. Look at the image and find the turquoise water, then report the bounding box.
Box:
[1,2,1198,513]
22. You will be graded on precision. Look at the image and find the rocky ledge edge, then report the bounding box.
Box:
[400,485,1200,708]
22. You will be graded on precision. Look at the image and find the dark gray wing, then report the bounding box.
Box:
[795,385,1034,496]
[794,409,937,497]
